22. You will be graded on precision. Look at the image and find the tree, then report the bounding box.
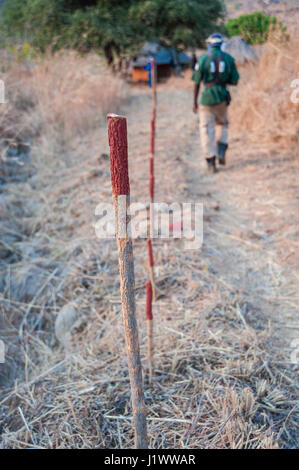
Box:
[225,11,288,45]
[1,0,224,63]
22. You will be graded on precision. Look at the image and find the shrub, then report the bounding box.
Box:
[226,11,288,45]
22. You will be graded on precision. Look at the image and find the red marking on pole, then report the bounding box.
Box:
[149,157,154,200]
[145,281,153,320]
[149,178,154,200]
[147,239,154,267]
[151,117,155,134]
[107,114,130,196]
[149,156,154,176]
[150,119,155,155]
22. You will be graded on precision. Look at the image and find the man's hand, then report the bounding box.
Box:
[193,103,198,114]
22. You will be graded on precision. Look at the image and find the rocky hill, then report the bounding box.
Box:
[224,0,299,32]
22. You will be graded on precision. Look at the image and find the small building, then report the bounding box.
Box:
[131,42,190,83]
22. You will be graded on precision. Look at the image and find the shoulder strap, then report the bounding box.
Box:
[208,51,225,85]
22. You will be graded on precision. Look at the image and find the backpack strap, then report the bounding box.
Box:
[206,51,225,87]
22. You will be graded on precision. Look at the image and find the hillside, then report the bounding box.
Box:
[224,0,299,32]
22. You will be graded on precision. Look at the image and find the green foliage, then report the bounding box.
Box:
[0,0,224,62]
[6,43,37,62]
[225,11,288,45]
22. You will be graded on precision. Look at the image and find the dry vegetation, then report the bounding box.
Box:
[0,51,128,163]
[231,38,299,154]
[0,43,298,449]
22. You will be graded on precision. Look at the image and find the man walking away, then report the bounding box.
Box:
[192,33,239,173]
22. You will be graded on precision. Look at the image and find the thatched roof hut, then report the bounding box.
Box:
[223,36,258,65]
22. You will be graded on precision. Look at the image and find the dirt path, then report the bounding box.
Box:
[1,80,298,449]
[128,83,298,352]
[113,83,298,446]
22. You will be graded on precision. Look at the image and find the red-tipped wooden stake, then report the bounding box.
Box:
[145,280,153,383]
[108,113,148,449]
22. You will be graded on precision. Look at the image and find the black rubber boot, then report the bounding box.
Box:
[206,156,217,173]
[217,141,228,165]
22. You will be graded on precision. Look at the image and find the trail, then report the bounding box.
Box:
[126,82,298,356]
[1,78,298,449]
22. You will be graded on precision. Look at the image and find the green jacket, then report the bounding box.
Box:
[192,47,240,107]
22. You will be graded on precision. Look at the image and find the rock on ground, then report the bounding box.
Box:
[55,302,85,347]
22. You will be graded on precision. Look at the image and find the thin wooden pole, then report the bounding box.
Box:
[107,113,148,449]
[145,281,153,383]
[151,58,157,120]
[147,239,156,301]
[148,58,157,301]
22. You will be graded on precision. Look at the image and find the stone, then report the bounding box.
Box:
[55,302,85,347]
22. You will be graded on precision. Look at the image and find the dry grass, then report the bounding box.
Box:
[31,52,128,143]
[0,48,298,449]
[0,282,290,448]
[231,38,299,154]
[0,51,129,169]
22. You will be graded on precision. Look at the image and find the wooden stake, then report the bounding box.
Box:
[147,239,156,301]
[145,281,153,383]
[148,58,157,301]
[108,113,148,449]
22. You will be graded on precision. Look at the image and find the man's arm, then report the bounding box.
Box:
[193,83,200,113]
[192,56,202,113]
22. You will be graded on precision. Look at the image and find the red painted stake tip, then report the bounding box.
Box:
[149,157,154,175]
[147,239,154,267]
[149,156,154,200]
[150,119,155,155]
[149,178,154,201]
[107,114,130,196]
[145,281,153,320]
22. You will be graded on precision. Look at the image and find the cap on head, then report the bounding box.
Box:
[206,33,224,47]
